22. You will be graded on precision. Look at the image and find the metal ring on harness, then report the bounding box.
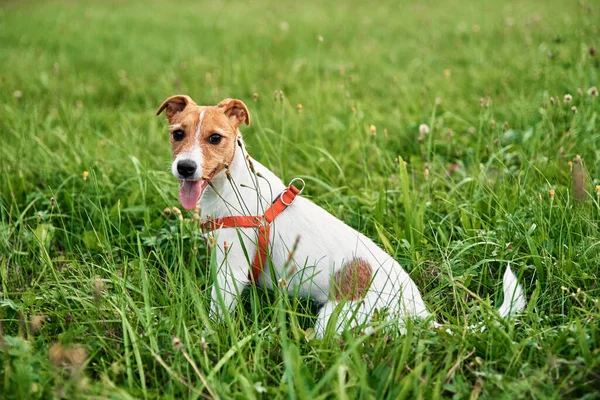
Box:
[280,178,305,206]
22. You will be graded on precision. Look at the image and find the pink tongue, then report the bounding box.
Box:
[179,180,204,210]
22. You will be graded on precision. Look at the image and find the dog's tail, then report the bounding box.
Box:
[496,263,527,317]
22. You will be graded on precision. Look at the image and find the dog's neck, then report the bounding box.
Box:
[199,137,286,219]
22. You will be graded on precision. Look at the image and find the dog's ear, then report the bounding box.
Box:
[217,98,251,128]
[156,95,194,120]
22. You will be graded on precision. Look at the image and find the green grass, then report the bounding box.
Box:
[1,0,599,398]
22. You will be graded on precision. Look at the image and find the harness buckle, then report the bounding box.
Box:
[279,178,305,206]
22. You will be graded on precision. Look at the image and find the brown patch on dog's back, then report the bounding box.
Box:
[330,258,373,301]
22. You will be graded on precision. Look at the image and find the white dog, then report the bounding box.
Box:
[157,95,526,337]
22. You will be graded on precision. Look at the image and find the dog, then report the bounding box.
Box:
[157,95,526,337]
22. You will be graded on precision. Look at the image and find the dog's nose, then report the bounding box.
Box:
[177,160,197,178]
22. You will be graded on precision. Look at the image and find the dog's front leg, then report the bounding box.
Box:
[209,266,248,321]
[208,239,252,322]
[209,282,241,322]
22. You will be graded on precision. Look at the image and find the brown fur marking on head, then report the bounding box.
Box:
[195,106,239,177]
[156,95,195,120]
[217,98,251,128]
[157,95,252,179]
[330,258,373,301]
[166,106,204,157]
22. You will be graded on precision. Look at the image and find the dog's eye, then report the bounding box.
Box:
[208,133,222,144]
[173,129,185,141]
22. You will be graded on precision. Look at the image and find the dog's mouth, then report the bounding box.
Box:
[179,179,208,210]
[178,167,219,210]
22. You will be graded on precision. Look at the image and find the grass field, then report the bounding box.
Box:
[1,0,600,398]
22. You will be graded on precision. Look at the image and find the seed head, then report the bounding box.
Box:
[252,92,259,101]
[443,69,451,78]
[297,103,303,112]
[572,155,587,203]
[285,235,301,268]
[247,157,255,172]
[491,120,496,128]
[568,161,573,172]
[595,185,600,197]
[588,86,598,97]
[30,315,48,335]
[93,278,105,303]
[571,106,578,114]
[49,343,88,375]
[577,88,583,96]
[163,207,171,216]
[563,94,572,103]
[418,124,430,135]
[13,90,22,99]
[48,343,65,365]
[286,264,297,278]
[383,128,388,137]
[424,168,429,181]
[66,346,88,370]
[172,336,183,350]
[549,188,555,201]
[278,277,288,289]
[369,125,376,135]
[82,171,89,180]
[173,207,183,221]
[200,336,208,352]
[273,90,284,101]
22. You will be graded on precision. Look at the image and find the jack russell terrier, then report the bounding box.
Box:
[157,95,526,337]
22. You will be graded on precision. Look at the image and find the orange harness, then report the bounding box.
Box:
[200,179,304,282]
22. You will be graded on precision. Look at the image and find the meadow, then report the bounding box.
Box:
[1,0,599,398]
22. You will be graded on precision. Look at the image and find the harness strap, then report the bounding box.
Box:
[200,179,304,282]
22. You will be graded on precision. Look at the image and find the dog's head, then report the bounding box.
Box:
[157,95,250,210]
